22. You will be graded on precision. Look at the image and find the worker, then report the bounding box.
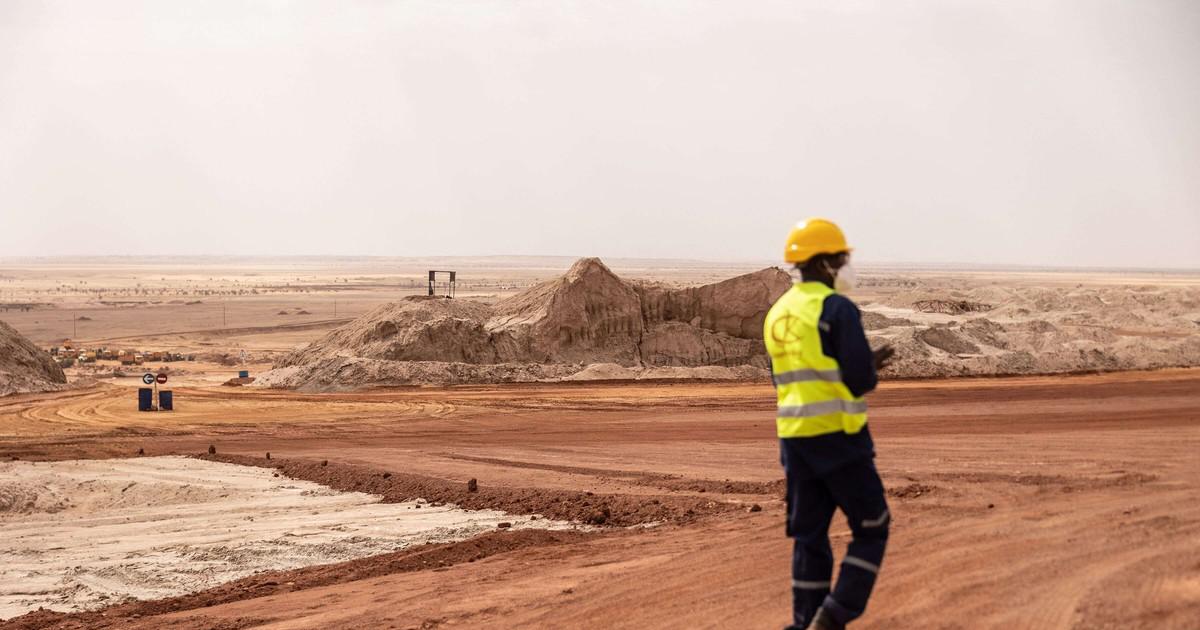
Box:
[764,218,895,630]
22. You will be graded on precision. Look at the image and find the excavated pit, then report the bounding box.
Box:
[0,457,570,620]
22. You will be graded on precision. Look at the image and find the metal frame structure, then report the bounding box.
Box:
[913,299,993,315]
[427,270,457,298]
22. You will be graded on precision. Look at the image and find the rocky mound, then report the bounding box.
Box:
[635,267,792,338]
[863,280,1200,377]
[270,264,1199,388]
[860,310,916,331]
[270,259,790,389]
[916,327,981,355]
[489,258,645,365]
[256,359,578,392]
[639,322,769,368]
[282,297,516,366]
[0,320,67,397]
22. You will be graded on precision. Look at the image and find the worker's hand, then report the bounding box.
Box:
[873,344,896,371]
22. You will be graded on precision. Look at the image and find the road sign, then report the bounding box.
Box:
[142,373,155,385]
[156,373,168,385]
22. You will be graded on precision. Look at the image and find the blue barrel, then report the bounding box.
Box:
[238,370,249,379]
[138,388,153,411]
[159,390,173,411]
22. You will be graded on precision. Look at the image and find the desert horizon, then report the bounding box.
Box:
[3,0,1198,627]
[3,254,1198,274]
[1,252,1197,627]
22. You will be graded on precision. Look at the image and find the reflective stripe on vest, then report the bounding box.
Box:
[763,282,867,438]
[773,368,844,385]
[778,399,868,417]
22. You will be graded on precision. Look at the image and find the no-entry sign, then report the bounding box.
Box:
[142,373,155,385]
[156,373,168,385]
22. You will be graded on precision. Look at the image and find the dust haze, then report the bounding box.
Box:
[2,1,1198,268]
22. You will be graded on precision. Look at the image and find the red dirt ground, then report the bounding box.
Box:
[2,369,1198,629]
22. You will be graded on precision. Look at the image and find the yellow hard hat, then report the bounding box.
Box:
[784,218,851,264]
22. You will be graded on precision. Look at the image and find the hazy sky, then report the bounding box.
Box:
[1,1,1197,267]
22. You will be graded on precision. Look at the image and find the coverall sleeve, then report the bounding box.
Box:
[819,295,878,398]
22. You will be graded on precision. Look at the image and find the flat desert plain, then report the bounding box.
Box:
[0,257,1197,630]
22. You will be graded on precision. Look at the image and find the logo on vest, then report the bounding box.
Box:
[770,314,806,351]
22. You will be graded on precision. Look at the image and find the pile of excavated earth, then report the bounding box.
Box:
[261,258,787,390]
[259,258,1200,390]
[859,280,1200,378]
[0,320,66,397]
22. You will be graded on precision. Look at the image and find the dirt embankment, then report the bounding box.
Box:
[0,321,66,397]
[261,261,1200,389]
[863,282,1200,378]
[201,453,737,527]
[264,259,790,390]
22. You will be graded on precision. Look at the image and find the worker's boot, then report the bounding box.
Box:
[804,607,845,630]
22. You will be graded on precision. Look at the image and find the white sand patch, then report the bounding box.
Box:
[0,456,563,619]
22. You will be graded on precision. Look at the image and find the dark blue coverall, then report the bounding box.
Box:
[781,294,889,629]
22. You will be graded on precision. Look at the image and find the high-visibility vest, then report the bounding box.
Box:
[763,281,868,439]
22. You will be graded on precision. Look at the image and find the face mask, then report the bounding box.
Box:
[834,261,857,293]
[820,258,856,293]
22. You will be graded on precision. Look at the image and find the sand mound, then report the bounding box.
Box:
[916,327,981,355]
[864,279,1200,377]
[639,322,769,367]
[489,258,645,365]
[860,310,916,330]
[268,259,790,389]
[258,358,577,392]
[634,267,792,338]
[960,318,1008,348]
[268,263,1197,388]
[0,320,66,397]
[282,297,513,366]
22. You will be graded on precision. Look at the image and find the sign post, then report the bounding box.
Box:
[142,373,168,410]
[156,373,171,411]
[140,373,156,412]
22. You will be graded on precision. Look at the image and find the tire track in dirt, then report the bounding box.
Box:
[1,371,1197,628]
[0,385,466,441]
